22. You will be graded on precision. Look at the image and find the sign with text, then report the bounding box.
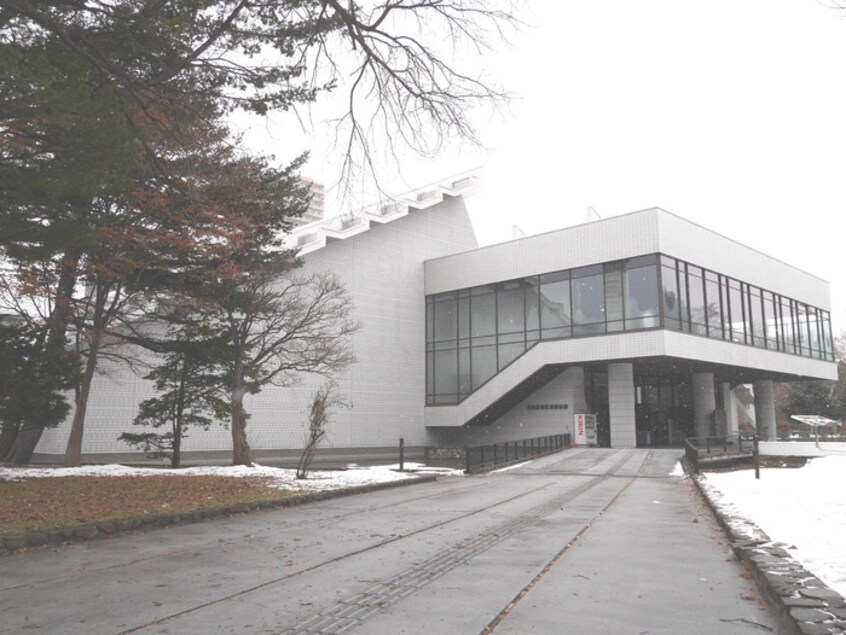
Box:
[574,414,597,446]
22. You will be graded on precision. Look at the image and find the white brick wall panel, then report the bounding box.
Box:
[36,197,477,457]
[424,208,830,310]
[33,202,837,458]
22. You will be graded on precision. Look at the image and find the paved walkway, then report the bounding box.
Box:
[0,449,784,634]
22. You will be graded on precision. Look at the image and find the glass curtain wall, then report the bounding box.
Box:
[427,253,834,405]
[659,255,833,362]
[427,256,661,404]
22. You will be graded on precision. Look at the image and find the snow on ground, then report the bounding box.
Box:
[701,456,846,598]
[0,462,462,491]
[760,441,846,457]
[492,460,531,473]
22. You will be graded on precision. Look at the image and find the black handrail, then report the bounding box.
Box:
[464,433,571,474]
[685,434,755,473]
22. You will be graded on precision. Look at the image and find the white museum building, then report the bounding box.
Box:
[33,172,838,463]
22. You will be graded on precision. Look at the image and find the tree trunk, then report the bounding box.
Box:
[0,420,20,460]
[171,424,181,469]
[231,396,251,466]
[6,250,82,464]
[47,250,81,349]
[64,336,100,467]
[171,357,187,469]
[4,421,45,465]
[230,350,252,466]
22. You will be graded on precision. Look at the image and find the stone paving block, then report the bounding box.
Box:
[800,588,846,607]
[27,531,48,546]
[784,596,829,608]
[45,529,64,543]
[5,534,28,550]
[74,525,98,539]
[791,607,836,622]
[798,622,839,635]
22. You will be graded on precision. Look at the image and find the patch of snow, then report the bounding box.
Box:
[491,460,531,473]
[669,461,685,477]
[0,464,168,480]
[382,462,464,475]
[0,462,464,490]
[759,441,846,457]
[701,456,846,597]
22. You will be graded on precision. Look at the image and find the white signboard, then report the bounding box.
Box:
[574,414,597,446]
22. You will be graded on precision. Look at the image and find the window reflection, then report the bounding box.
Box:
[425,253,834,404]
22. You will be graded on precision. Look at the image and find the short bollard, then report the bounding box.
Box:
[399,437,404,471]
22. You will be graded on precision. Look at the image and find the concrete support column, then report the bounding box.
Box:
[608,363,636,448]
[723,382,739,437]
[692,373,716,441]
[753,379,777,441]
[564,366,588,414]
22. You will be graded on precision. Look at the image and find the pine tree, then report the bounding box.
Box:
[120,324,229,469]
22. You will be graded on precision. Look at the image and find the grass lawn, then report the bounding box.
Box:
[0,475,298,536]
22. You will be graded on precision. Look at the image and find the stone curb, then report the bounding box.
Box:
[683,458,846,635]
[0,474,437,556]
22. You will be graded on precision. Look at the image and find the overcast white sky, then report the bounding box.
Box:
[235,1,846,330]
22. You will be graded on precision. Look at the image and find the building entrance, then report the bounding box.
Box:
[585,368,611,447]
[634,373,693,447]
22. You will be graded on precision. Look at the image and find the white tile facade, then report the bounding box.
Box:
[33,203,838,458]
[424,208,830,311]
[37,195,478,458]
[428,368,587,447]
[608,363,636,448]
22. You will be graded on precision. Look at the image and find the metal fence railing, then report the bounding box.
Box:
[465,433,571,474]
[685,434,757,474]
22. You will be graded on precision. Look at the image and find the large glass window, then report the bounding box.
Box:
[470,286,496,338]
[762,291,777,350]
[458,291,470,342]
[625,256,660,330]
[727,279,744,343]
[797,302,810,356]
[705,272,722,340]
[497,280,525,335]
[822,312,833,360]
[661,256,681,331]
[498,332,525,370]
[458,347,471,398]
[433,349,458,403]
[687,266,707,336]
[433,292,457,342]
[781,297,795,353]
[604,262,624,332]
[525,277,541,344]
[572,265,605,336]
[471,345,496,389]
[426,253,834,404]
[539,271,570,339]
[677,265,690,332]
[750,286,765,348]
[808,307,821,359]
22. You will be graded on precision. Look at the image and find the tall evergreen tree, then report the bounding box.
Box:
[1,0,517,463]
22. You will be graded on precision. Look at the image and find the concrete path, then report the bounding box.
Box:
[0,449,783,634]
